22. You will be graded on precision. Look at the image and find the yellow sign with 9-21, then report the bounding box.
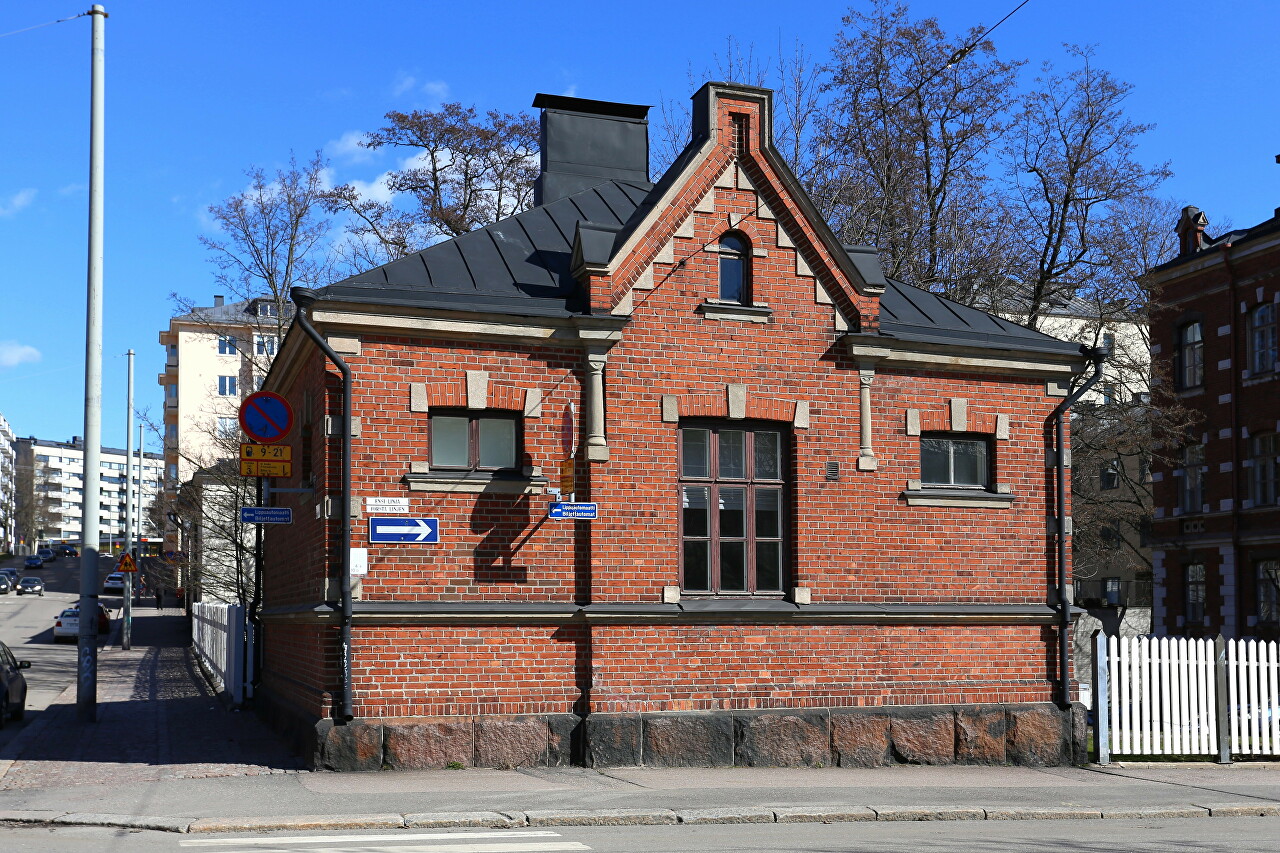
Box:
[240,442,292,477]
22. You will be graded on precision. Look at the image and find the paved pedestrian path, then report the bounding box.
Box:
[0,607,303,791]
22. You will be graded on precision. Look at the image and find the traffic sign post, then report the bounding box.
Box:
[239,391,294,444]
[240,507,294,525]
[549,502,598,520]
[116,552,137,573]
[240,459,292,477]
[369,517,439,543]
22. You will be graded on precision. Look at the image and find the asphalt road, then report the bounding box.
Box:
[2,819,1280,852]
[0,551,128,751]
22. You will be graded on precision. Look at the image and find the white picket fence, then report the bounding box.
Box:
[1093,634,1280,763]
[191,601,252,706]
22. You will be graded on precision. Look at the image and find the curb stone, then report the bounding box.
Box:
[774,806,877,823]
[188,814,405,833]
[1102,806,1210,819]
[1200,803,1280,817]
[872,807,986,821]
[677,808,777,824]
[54,813,191,833]
[984,807,1102,820]
[404,811,525,828]
[526,809,677,826]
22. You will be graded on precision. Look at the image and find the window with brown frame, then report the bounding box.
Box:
[429,411,520,471]
[679,423,786,595]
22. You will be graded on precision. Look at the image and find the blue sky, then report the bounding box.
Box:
[2,0,1278,449]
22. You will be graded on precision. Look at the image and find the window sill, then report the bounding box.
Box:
[696,300,772,323]
[403,470,548,495]
[900,488,1015,508]
[1242,372,1276,387]
[1177,387,1205,399]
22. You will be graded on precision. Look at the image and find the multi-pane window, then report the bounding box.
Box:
[255,334,278,357]
[920,434,990,488]
[1100,459,1121,491]
[718,233,749,304]
[217,335,237,355]
[1104,577,1122,606]
[256,301,279,317]
[1178,322,1204,389]
[217,375,237,396]
[1252,304,1278,374]
[1186,563,1206,625]
[429,411,519,471]
[165,384,178,399]
[1180,444,1204,513]
[680,424,786,595]
[1251,433,1280,505]
[1259,560,1280,624]
[216,417,238,439]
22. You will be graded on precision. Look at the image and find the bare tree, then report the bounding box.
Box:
[811,1,1025,305]
[188,151,332,345]
[323,103,538,269]
[12,452,61,548]
[1002,46,1171,330]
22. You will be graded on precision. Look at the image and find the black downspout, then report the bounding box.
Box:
[1049,343,1108,709]
[290,286,354,723]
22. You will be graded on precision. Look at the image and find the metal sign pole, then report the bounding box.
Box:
[123,349,133,651]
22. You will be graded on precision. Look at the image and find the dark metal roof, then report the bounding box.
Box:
[878,279,1086,356]
[319,179,653,317]
[1152,214,1280,273]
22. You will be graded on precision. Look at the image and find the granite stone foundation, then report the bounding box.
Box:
[256,695,1075,771]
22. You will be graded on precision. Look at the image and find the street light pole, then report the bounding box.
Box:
[123,349,134,651]
[77,4,107,723]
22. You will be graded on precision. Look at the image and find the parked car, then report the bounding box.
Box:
[0,641,31,726]
[52,605,110,642]
[0,568,18,585]
[53,545,78,558]
[37,549,55,564]
[53,608,79,642]
[16,578,44,596]
[22,555,43,571]
[102,572,125,594]
[0,577,10,595]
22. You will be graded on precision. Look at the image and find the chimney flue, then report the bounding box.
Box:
[213,295,224,307]
[532,94,651,206]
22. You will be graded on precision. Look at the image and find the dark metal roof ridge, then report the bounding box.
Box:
[1151,215,1280,274]
[532,93,651,121]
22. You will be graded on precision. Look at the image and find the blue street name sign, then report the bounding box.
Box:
[240,506,293,524]
[369,516,439,544]
[549,502,598,519]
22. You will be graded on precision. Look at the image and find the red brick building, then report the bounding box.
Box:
[1148,206,1280,640]
[257,83,1092,770]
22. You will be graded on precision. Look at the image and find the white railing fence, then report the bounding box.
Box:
[191,601,253,706]
[1093,633,1280,763]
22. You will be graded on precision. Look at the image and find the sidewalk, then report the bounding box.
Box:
[0,607,1277,834]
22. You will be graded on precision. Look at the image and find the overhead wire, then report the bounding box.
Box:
[890,0,1035,109]
[0,11,87,40]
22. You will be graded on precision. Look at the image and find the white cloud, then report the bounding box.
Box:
[349,172,395,205]
[562,84,578,98]
[327,130,373,163]
[392,73,418,97]
[0,188,36,217]
[420,80,449,103]
[58,183,87,197]
[0,341,41,369]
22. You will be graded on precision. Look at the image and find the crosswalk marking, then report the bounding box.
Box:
[178,830,591,853]
[181,832,565,846]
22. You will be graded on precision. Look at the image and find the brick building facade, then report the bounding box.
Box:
[1149,206,1280,640]
[257,83,1092,770]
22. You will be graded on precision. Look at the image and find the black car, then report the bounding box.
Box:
[0,577,11,595]
[53,545,78,558]
[0,641,31,725]
[16,578,44,596]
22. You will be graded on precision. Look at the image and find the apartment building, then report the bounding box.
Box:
[158,295,291,495]
[12,436,164,547]
[0,412,15,552]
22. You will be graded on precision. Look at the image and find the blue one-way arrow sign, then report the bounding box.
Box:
[368,516,439,544]
[240,506,293,524]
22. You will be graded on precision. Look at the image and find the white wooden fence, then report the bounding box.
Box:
[191,602,252,707]
[1093,633,1280,763]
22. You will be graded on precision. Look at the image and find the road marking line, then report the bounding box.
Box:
[181,843,587,853]
[180,831,564,846]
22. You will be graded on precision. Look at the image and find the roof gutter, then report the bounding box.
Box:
[290,286,354,724]
[1048,343,1109,709]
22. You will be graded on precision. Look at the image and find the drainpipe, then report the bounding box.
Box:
[1049,343,1109,708]
[290,287,354,723]
[1223,242,1241,639]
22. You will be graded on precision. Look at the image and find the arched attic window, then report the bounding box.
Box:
[718,232,750,304]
